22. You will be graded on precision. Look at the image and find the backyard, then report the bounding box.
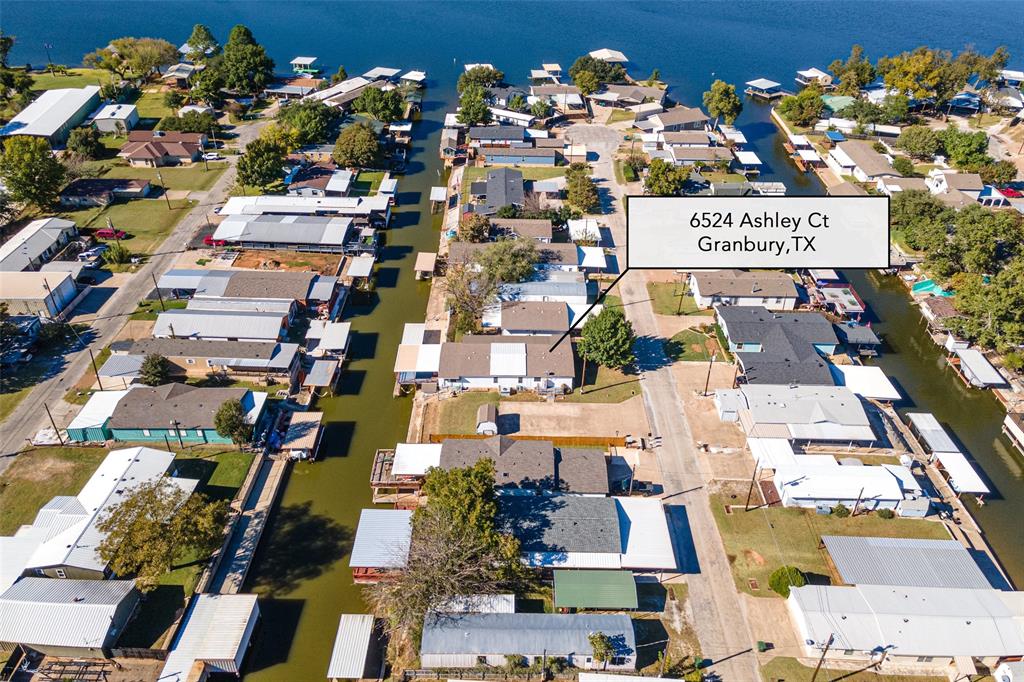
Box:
[646,281,708,316]
[461,165,567,201]
[558,361,642,404]
[102,162,229,192]
[761,657,945,682]
[59,197,196,256]
[709,483,952,596]
[30,67,108,91]
[0,447,108,534]
[664,329,721,362]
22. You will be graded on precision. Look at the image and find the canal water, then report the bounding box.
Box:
[3,1,1021,676]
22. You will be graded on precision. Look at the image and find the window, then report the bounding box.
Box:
[55,568,66,578]
[761,297,769,304]
[843,650,855,656]
[185,358,196,365]
[735,343,744,350]
[205,360,213,367]
[611,657,626,666]
[916,657,933,663]
[195,430,204,439]
[142,429,151,437]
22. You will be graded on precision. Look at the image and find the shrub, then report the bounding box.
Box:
[1003,351,1024,373]
[876,508,896,519]
[504,654,527,672]
[768,565,806,598]
[102,241,133,265]
[831,502,851,518]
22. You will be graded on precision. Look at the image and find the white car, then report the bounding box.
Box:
[202,152,223,161]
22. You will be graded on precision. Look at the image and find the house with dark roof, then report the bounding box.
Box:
[109,338,300,382]
[649,106,710,132]
[59,178,152,207]
[480,146,558,166]
[828,140,900,182]
[716,306,839,385]
[467,125,526,147]
[468,167,525,216]
[286,163,353,197]
[438,335,574,393]
[490,218,553,243]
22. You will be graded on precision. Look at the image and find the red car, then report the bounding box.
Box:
[95,228,127,239]
[204,235,227,247]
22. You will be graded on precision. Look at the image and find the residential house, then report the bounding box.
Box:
[480,146,558,166]
[438,335,575,393]
[0,271,78,317]
[716,306,840,385]
[489,107,535,127]
[66,383,267,444]
[0,218,78,272]
[349,508,412,583]
[0,579,139,659]
[467,167,525,216]
[59,178,151,207]
[212,214,353,254]
[689,270,798,310]
[162,269,339,308]
[590,83,666,107]
[88,103,138,133]
[530,84,585,111]
[876,176,929,195]
[118,130,205,167]
[828,140,900,182]
[497,271,597,305]
[659,145,733,167]
[484,301,571,335]
[649,106,710,133]
[796,67,833,88]
[926,169,985,208]
[490,218,553,243]
[497,494,677,571]
[420,613,636,670]
[820,536,994,589]
[714,384,875,443]
[108,338,301,383]
[467,125,526,148]
[159,594,260,682]
[153,309,288,342]
[0,447,198,589]
[0,85,101,145]
[161,62,202,88]
[287,164,354,197]
[787,584,1024,671]
[218,195,392,227]
[773,458,921,510]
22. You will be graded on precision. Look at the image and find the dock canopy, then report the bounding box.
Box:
[429,186,447,202]
[553,570,638,610]
[588,48,628,63]
[350,509,412,569]
[746,78,781,90]
[328,613,375,680]
[734,150,762,166]
[291,57,318,67]
[160,593,260,682]
[415,251,437,273]
[304,359,339,388]
[933,450,990,495]
[954,348,1006,387]
[281,411,324,455]
[347,255,375,279]
[392,443,442,476]
[907,412,960,454]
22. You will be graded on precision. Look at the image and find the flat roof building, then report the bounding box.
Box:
[0,85,101,144]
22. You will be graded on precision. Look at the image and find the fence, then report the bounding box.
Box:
[110,647,167,660]
[404,671,569,681]
[426,433,627,448]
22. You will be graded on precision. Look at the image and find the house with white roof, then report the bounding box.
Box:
[773,457,921,511]
[159,593,260,682]
[0,85,101,145]
[212,214,352,253]
[715,384,875,443]
[0,217,78,272]
[88,102,139,133]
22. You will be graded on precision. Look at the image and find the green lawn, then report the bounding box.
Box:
[438,392,499,435]
[701,171,748,183]
[59,197,195,255]
[350,170,386,196]
[103,162,229,192]
[461,165,567,201]
[664,329,719,362]
[0,447,108,534]
[713,323,733,362]
[646,281,708,316]
[134,89,174,119]
[710,492,952,596]
[30,67,108,91]
[761,657,945,682]
[606,109,635,124]
[129,298,188,321]
[559,357,641,404]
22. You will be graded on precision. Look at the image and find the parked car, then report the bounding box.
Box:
[202,152,224,161]
[95,228,127,239]
[204,235,226,246]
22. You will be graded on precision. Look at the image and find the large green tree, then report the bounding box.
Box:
[896,125,941,160]
[777,83,825,126]
[189,65,226,107]
[702,80,743,127]
[352,87,404,122]
[157,111,219,135]
[579,306,636,370]
[277,99,340,144]
[457,83,492,126]
[97,479,228,592]
[332,122,380,167]
[568,55,626,85]
[214,398,254,445]
[0,136,66,210]
[90,37,178,80]
[237,137,285,189]
[644,158,689,197]
[828,45,876,96]
[185,23,220,61]
[940,127,991,169]
[443,264,498,335]
[220,25,274,95]
[67,127,104,160]
[476,240,538,283]
[574,70,599,96]
[457,213,490,243]
[457,65,504,94]
[139,354,171,387]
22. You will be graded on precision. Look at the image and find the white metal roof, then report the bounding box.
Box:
[307,321,351,350]
[774,462,911,503]
[0,85,100,138]
[347,255,375,278]
[790,584,1024,657]
[567,219,599,241]
[392,443,442,475]
[0,217,77,272]
[328,614,374,679]
[363,66,401,79]
[67,389,130,432]
[214,214,351,247]
[304,359,339,387]
[160,593,260,682]
[401,70,427,83]
[401,323,426,345]
[734,150,762,165]
[829,365,901,400]
[433,594,516,614]
[907,413,960,454]
[616,497,676,570]
[291,56,318,66]
[746,78,781,89]
[464,63,495,72]
[822,536,993,589]
[490,342,527,376]
[349,509,412,569]
[747,437,797,469]
[578,246,608,269]
[0,578,136,648]
[738,385,875,441]
[588,48,628,63]
[797,67,831,80]
[797,148,820,162]
[429,186,447,202]
[933,450,990,494]
[153,309,285,341]
[220,195,391,216]
[90,103,136,121]
[955,349,1005,387]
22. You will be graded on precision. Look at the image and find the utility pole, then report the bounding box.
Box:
[156,170,171,209]
[43,402,64,446]
[87,347,103,391]
[43,43,54,75]
[809,633,834,682]
[744,463,760,511]
[702,352,717,396]
[151,273,166,311]
[851,486,865,517]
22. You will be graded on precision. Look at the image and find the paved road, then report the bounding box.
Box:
[569,124,761,681]
[0,119,268,470]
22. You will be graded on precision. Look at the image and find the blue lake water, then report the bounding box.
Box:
[3,2,1023,677]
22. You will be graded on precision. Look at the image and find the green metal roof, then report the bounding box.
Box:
[553,570,638,610]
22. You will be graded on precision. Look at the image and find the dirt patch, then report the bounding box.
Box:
[744,549,767,566]
[15,455,78,482]
[232,249,344,275]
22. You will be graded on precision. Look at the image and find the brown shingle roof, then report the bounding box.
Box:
[107,384,249,430]
[500,301,569,333]
[490,218,553,242]
[220,271,316,300]
[654,106,709,126]
[692,270,797,299]
[438,335,575,379]
[837,140,901,179]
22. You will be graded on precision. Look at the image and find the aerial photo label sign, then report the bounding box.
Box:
[627,196,890,269]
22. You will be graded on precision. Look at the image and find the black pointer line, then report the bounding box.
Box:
[548,268,630,352]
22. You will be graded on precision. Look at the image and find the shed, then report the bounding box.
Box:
[159,593,260,682]
[328,614,375,680]
[553,570,638,610]
[476,403,498,435]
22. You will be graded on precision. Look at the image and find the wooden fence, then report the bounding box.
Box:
[427,433,627,448]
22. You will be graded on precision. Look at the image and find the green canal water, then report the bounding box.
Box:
[243,106,446,679]
[844,269,1024,588]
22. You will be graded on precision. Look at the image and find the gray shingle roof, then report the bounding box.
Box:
[421,612,635,657]
[468,125,526,141]
[107,383,250,430]
[490,218,553,242]
[718,306,838,386]
[497,495,621,553]
[477,167,524,214]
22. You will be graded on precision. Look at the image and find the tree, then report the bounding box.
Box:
[507,93,527,112]
[260,122,300,154]
[66,127,103,160]
[237,137,285,189]
[189,65,225,107]
[568,55,626,85]
[96,37,177,80]
[139,353,170,386]
[332,123,380,167]
[579,306,636,370]
[443,264,497,335]
[330,65,348,84]
[574,70,599,96]
[163,90,185,111]
[588,632,615,670]
[768,565,806,598]
[457,84,492,126]
[828,45,875,96]
[776,83,825,126]
[879,94,910,124]
[0,190,16,225]
[158,111,219,135]
[457,65,504,94]
[530,99,552,119]
[277,99,339,144]
[0,136,66,210]
[648,68,661,84]
[352,87,404,122]
[877,46,941,100]
[83,46,128,79]
[214,398,254,446]
[0,33,33,108]
[477,240,537,283]
[842,98,883,126]
[941,127,990,168]
[888,190,951,253]
[896,125,940,160]
[567,173,599,213]
[457,213,490,242]
[976,160,1017,186]
[96,479,228,592]
[185,23,220,61]
[102,241,133,265]
[702,80,742,127]
[644,158,689,196]
[220,25,274,95]
[891,156,915,177]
